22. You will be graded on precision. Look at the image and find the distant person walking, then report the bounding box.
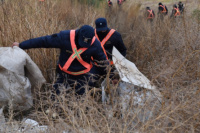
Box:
[108,0,113,7]
[178,1,184,14]
[158,2,168,20]
[145,7,155,22]
[117,0,123,6]
[170,4,181,18]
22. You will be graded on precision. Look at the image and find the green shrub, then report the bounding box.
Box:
[73,0,105,8]
[192,9,200,21]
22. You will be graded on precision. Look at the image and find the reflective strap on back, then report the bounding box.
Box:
[147,10,154,18]
[95,29,115,60]
[174,8,180,16]
[160,5,166,13]
[60,30,93,75]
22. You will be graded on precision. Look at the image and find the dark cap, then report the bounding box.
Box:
[78,25,95,48]
[95,18,109,32]
[173,4,177,8]
[158,2,162,5]
[146,7,150,10]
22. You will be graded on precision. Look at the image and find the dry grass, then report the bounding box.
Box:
[0,0,200,132]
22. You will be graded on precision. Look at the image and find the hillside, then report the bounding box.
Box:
[0,0,200,132]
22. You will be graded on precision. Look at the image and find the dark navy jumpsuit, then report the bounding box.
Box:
[19,29,107,95]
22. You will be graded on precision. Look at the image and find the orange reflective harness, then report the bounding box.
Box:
[59,30,95,75]
[108,1,112,6]
[174,7,180,16]
[118,0,122,5]
[147,10,154,19]
[159,5,167,13]
[95,29,115,65]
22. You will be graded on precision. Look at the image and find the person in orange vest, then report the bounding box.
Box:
[117,0,123,6]
[12,25,108,95]
[108,0,113,7]
[145,7,155,22]
[170,4,181,18]
[94,18,127,81]
[158,2,168,20]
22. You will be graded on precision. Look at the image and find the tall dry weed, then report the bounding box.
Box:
[0,0,200,132]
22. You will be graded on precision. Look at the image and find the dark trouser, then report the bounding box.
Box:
[53,64,65,95]
[53,66,99,96]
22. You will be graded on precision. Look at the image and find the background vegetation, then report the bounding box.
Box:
[0,0,200,132]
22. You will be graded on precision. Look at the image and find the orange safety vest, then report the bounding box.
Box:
[108,1,112,6]
[95,29,115,65]
[147,10,154,19]
[59,30,95,75]
[174,7,180,16]
[159,5,167,13]
[118,0,122,5]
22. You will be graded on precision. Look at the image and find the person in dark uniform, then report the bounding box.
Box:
[94,17,127,84]
[12,25,108,95]
[170,4,181,18]
[145,7,155,22]
[158,2,168,20]
[117,0,123,6]
[178,1,184,14]
[108,0,113,7]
